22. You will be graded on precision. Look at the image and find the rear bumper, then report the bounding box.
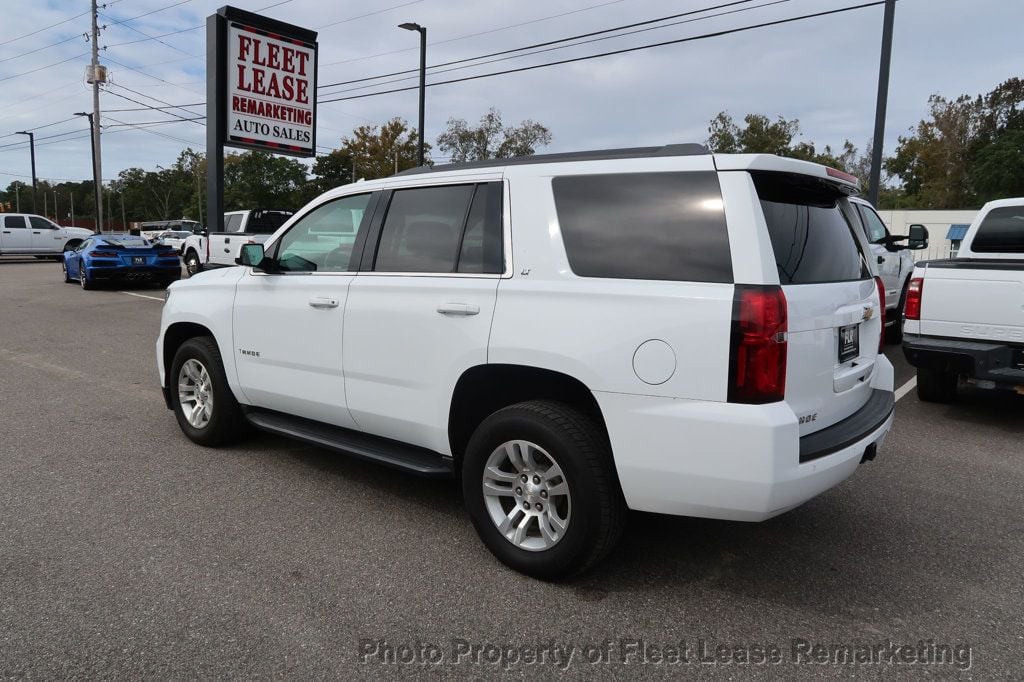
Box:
[89,265,181,283]
[903,334,1024,385]
[595,378,894,521]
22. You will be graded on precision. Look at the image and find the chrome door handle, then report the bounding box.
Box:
[308,296,339,309]
[436,303,479,316]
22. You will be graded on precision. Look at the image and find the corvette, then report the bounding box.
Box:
[63,234,182,290]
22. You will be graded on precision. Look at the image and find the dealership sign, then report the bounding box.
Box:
[227,21,316,155]
[209,7,318,159]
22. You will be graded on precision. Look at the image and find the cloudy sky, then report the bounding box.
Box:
[0,0,1019,186]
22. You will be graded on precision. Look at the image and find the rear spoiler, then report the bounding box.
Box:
[713,154,860,194]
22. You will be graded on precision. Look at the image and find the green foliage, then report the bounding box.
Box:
[887,77,1024,208]
[223,150,309,211]
[332,117,426,180]
[436,108,552,163]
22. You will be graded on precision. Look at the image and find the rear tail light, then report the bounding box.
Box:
[90,251,118,258]
[728,285,788,404]
[874,276,886,352]
[905,277,924,320]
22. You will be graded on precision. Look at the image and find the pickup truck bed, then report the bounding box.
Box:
[902,199,1024,401]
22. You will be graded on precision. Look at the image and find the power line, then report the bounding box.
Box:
[0,51,89,84]
[107,83,206,124]
[321,0,791,96]
[0,32,85,65]
[0,9,90,47]
[320,0,889,104]
[319,0,762,90]
[103,115,203,146]
[320,0,629,68]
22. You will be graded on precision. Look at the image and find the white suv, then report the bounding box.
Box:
[157,145,895,577]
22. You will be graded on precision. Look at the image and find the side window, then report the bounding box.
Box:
[374,184,476,273]
[857,205,889,243]
[4,216,26,229]
[29,216,54,230]
[457,183,504,274]
[552,172,733,283]
[76,239,92,252]
[224,214,244,232]
[274,193,372,272]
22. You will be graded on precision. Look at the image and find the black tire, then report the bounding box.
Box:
[917,367,958,403]
[184,251,203,277]
[169,336,247,446]
[62,260,73,283]
[462,400,625,579]
[79,263,94,290]
[885,279,910,345]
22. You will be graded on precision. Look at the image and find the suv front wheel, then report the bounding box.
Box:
[170,337,246,445]
[462,400,625,579]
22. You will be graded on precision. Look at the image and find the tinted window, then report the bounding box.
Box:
[857,205,889,243]
[224,214,243,232]
[753,172,869,284]
[29,216,54,230]
[457,183,503,274]
[274,194,371,272]
[247,211,293,235]
[4,216,25,228]
[971,206,1024,253]
[375,185,475,273]
[552,172,732,282]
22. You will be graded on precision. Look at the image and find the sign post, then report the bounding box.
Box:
[206,6,318,234]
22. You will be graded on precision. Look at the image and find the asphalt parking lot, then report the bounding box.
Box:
[1,257,1022,678]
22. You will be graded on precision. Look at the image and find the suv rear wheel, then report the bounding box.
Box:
[462,400,624,579]
[170,337,246,445]
[917,367,958,403]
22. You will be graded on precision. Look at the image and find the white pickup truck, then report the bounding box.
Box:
[903,198,1024,401]
[181,210,293,276]
[0,213,92,257]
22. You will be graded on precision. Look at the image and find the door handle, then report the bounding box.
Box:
[877,255,885,264]
[436,303,480,316]
[224,237,231,243]
[2,231,10,234]
[33,231,41,234]
[308,296,339,309]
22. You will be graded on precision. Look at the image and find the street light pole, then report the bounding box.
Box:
[75,112,102,233]
[399,22,427,166]
[14,131,37,213]
[868,0,897,206]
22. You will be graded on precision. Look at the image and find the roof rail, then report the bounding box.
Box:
[396,143,709,176]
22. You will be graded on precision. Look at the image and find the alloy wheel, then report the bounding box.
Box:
[177,358,214,428]
[482,440,571,551]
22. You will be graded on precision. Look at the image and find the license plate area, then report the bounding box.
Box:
[838,324,859,364]
[1013,348,1024,371]
[132,256,145,265]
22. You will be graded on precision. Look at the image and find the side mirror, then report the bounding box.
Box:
[908,224,929,250]
[237,243,269,270]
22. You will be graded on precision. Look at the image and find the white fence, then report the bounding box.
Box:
[876,209,979,262]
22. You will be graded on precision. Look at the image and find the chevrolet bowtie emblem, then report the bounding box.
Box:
[862,306,875,321]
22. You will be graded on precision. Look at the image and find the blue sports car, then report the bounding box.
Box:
[62,234,182,290]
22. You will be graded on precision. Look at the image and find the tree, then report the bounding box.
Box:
[223,150,309,211]
[436,108,552,163]
[310,149,355,197]
[335,118,426,180]
[886,77,1024,208]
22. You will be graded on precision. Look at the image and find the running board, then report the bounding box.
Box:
[244,408,454,478]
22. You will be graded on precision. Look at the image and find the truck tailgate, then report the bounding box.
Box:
[920,263,1024,344]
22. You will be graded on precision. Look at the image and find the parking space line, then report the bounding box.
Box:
[895,377,917,402]
[118,291,164,302]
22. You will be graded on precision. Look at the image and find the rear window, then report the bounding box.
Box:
[971,206,1024,253]
[247,211,293,234]
[753,172,869,284]
[552,172,732,283]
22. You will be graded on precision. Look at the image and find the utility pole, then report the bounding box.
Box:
[75,112,102,233]
[53,190,58,223]
[868,0,896,206]
[120,192,126,231]
[71,193,75,226]
[14,131,37,212]
[15,184,20,212]
[89,0,104,232]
